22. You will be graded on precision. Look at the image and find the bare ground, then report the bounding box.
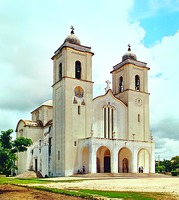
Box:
[0,184,84,200]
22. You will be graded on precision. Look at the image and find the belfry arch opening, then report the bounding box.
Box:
[75,61,81,79]
[135,75,140,91]
[96,146,111,173]
[59,63,62,80]
[119,76,124,92]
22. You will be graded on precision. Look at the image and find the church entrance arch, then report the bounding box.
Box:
[118,147,131,173]
[138,148,150,173]
[82,147,89,173]
[122,158,129,173]
[96,146,111,173]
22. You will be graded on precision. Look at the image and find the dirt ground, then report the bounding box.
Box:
[1,175,179,200]
[0,184,84,200]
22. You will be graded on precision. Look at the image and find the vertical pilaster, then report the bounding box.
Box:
[89,143,96,173]
[132,148,138,173]
[111,148,118,173]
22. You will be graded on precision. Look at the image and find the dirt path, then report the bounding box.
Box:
[0,185,84,200]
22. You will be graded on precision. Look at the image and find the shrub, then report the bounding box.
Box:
[171,171,178,176]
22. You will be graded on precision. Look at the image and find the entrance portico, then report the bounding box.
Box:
[78,137,155,174]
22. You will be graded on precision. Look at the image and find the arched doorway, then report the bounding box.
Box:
[96,146,111,173]
[82,147,89,173]
[122,158,129,173]
[118,147,132,173]
[138,149,150,173]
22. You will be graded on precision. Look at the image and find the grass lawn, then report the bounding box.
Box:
[0,177,177,200]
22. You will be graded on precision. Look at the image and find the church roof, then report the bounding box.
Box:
[41,100,53,107]
[93,89,127,108]
[31,100,53,114]
[111,45,148,73]
[52,27,94,60]
[15,119,43,132]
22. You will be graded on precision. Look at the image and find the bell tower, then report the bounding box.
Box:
[51,27,94,176]
[111,45,151,142]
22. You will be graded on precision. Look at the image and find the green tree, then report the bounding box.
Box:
[0,129,32,176]
[171,156,179,171]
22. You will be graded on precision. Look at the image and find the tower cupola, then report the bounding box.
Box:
[122,44,137,61]
[64,26,81,45]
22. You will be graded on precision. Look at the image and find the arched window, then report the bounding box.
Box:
[135,75,140,91]
[59,63,62,80]
[103,105,115,139]
[119,76,124,92]
[75,61,81,79]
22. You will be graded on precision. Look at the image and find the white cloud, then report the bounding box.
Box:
[155,136,179,160]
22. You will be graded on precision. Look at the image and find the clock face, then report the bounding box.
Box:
[135,97,142,106]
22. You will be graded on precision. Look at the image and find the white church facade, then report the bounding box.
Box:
[16,27,155,177]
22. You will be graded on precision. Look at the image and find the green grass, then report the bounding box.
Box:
[25,186,161,199]
[0,177,175,200]
[0,177,84,185]
[78,189,155,199]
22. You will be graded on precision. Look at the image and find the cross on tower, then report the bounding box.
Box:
[70,26,75,34]
[105,80,111,93]
[128,44,131,51]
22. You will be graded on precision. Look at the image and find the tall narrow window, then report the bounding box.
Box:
[58,150,60,160]
[49,138,52,155]
[78,105,80,115]
[103,106,115,139]
[135,75,140,91]
[138,114,140,122]
[59,63,62,80]
[119,76,124,92]
[104,108,106,138]
[75,61,81,79]
[111,109,114,133]
[108,107,110,138]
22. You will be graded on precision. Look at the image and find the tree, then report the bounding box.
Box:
[171,156,179,171]
[162,159,172,172]
[0,129,32,176]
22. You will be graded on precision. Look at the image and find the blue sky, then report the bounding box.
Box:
[130,0,179,47]
[0,0,179,160]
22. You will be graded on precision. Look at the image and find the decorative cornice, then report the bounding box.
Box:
[111,59,149,73]
[51,42,94,60]
[52,76,94,87]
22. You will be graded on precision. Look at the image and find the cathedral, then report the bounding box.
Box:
[16,27,155,177]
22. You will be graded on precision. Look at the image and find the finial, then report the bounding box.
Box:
[70,25,75,34]
[105,80,111,93]
[128,44,131,51]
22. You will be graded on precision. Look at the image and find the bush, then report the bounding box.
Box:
[171,171,178,176]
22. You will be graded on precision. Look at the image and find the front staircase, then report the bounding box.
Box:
[16,170,43,178]
[72,172,168,178]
